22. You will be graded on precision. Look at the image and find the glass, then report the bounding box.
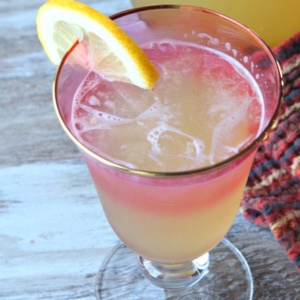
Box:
[53,5,282,299]
[131,0,300,47]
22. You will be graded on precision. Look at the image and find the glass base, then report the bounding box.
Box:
[96,238,253,300]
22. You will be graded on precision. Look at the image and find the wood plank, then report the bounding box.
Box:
[0,160,118,300]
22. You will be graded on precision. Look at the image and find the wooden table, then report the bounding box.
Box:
[1,1,299,299]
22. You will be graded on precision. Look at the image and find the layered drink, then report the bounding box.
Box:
[70,39,263,263]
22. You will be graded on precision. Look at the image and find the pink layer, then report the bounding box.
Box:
[84,151,255,215]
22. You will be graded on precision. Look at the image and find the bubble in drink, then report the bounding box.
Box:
[71,39,263,172]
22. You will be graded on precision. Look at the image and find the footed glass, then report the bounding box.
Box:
[53,5,282,299]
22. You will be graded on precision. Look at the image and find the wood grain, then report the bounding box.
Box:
[0,1,299,299]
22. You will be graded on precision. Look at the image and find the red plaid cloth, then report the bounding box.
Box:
[241,32,300,271]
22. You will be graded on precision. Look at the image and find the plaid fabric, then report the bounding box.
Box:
[241,32,300,271]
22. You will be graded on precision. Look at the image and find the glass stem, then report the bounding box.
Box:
[138,253,209,289]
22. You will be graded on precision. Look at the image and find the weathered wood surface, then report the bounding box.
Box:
[0,1,299,299]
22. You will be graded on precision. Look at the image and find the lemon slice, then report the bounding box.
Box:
[36,0,159,89]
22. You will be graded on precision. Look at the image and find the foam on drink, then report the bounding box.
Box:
[71,39,263,172]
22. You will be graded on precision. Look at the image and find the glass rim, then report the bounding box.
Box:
[53,4,283,178]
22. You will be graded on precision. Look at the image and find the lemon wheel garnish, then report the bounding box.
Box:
[36,0,159,89]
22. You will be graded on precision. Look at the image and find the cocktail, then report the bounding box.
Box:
[38,2,282,299]
[131,0,300,47]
